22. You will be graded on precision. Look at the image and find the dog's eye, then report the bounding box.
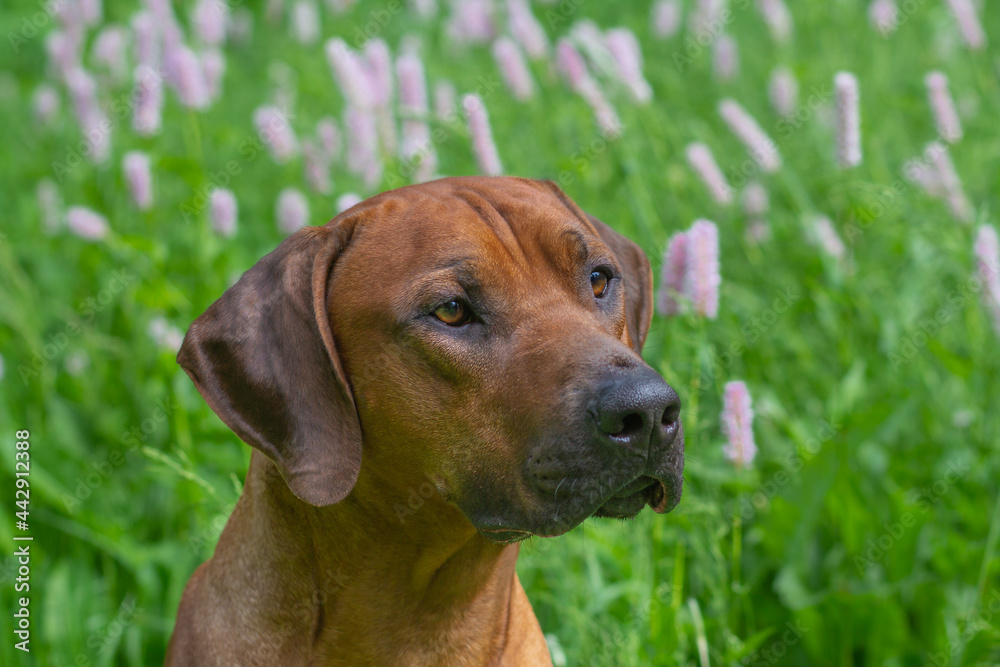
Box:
[590,270,610,298]
[433,300,471,326]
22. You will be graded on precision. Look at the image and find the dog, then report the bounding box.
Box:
[167,177,683,665]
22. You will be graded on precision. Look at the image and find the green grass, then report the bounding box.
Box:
[1,0,999,664]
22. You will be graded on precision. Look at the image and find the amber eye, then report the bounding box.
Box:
[590,270,610,298]
[433,300,470,326]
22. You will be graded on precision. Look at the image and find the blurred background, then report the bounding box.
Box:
[1,0,999,664]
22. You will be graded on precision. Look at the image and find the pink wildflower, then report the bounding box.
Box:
[316,117,341,161]
[463,94,503,177]
[344,105,382,187]
[254,105,300,164]
[722,381,756,466]
[605,28,652,103]
[944,0,986,50]
[684,220,720,319]
[276,188,310,234]
[555,39,589,93]
[446,0,495,45]
[193,0,229,46]
[492,37,535,101]
[925,71,963,143]
[434,80,456,119]
[303,140,332,195]
[769,67,798,118]
[810,215,846,260]
[507,0,548,59]
[974,225,1000,335]
[927,142,972,223]
[712,33,739,82]
[33,85,60,125]
[66,207,110,241]
[123,151,154,211]
[397,53,437,180]
[743,182,769,217]
[685,143,733,205]
[325,38,375,109]
[131,11,160,68]
[834,72,861,168]
[868,0,898,36]
[757,0,793,43]
[92,26,130,83]
[657,232,687,316]
[719,98,781,173]
[133,64,164,137]
[336,193,362,213]
[290,0,321,44]
[651,0,682,39]
[165,44,210,110]
[210,188,238,237]
[201,49,226,101]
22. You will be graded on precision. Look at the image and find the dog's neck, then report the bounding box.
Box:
[214,452,520,665]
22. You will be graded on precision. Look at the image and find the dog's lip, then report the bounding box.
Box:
[610,474,658,499]
[646,479,670,514]
[604,475,676,515]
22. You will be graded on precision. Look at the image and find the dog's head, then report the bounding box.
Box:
[179,177,683,542]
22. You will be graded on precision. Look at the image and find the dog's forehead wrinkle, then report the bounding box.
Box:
[451,188,533,271]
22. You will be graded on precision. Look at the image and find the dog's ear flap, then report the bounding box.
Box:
[177,222,361,507]
[586,214,654,353]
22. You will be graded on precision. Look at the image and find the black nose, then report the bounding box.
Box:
[593,368,681,451]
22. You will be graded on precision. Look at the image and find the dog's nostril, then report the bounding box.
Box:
[662,404,680,427]
[616,413,645,438]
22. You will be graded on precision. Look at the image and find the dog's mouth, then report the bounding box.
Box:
[477,474,679,544]
[593,475,674,519]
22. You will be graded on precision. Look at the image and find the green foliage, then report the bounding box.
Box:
[1,0,998,665]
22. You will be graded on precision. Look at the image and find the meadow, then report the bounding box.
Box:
[1,0,999,664]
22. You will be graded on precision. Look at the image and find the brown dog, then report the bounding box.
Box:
[167,177,683,666]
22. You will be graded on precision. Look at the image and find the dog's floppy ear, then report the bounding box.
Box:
[586,214,654,353]
[177,221,360,507]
